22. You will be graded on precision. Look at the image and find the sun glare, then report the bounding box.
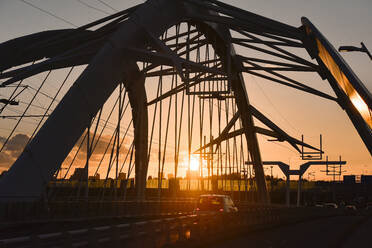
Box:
[350,92,372,128]
[190,156,199,171]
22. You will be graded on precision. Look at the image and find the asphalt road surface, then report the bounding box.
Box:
[213,215,372,248]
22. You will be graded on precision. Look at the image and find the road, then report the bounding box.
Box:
[0,212,190,240]
[3,210,371,248]
[213,215,372,248]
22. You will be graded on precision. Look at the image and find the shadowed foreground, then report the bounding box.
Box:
[213,215,372,248]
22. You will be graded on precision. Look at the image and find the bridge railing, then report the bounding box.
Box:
[0,200,196,222]
[0,206,345,248]
[0,199,293,222]
[0,199,327,222]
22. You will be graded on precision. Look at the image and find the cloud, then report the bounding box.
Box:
[0,152,13,169]
[0,131,134,178]
[0,133,30,170]
[74,132,132,156]
[5,134,28,150]
[5,134,29,157]
[59,132,133,177]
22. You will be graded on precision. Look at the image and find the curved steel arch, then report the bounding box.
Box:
[0,0,187,201]
[0,0,370,203]
[302,18,372,153]
[0,0,269,202]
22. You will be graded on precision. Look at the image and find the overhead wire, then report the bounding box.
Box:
[76,0,111,15]
[249,74,300,135]
[0,70,51,153]
[95,0,119,12]
[19,0,78,27]
[0,62,35,115]
[27,67,75,145]
[0,94,36,114]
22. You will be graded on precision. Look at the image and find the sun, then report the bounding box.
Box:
[190,156,199,171]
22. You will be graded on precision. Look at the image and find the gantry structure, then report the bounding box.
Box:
[0,0,370,203]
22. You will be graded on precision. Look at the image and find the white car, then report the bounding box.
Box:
[323,203,338,209]
[193,194,238,214]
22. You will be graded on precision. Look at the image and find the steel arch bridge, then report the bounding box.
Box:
[0,0,370,203]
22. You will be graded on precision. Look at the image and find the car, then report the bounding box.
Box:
[323,203,338,209]
[365,202,372,211]
[345,205,357,211]
[193,194,238,215]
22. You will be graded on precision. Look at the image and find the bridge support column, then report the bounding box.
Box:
[297,175,302,207]
[286,174,290,207]
[126,69,148,202]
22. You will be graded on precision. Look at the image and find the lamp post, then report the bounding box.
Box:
[338,42,372,60]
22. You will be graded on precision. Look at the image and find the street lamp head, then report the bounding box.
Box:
[338,42,372,60]
[338,46,363,52]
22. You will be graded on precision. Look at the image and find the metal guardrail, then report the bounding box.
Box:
[0,200,293,222]
[0,200,196,222]
[0,206,344,248]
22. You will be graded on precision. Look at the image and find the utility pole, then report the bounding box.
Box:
[210,135,214,192]
[321,156,346,202]
[270,166,274,193]
[197,136,217,192]
[85,124,90,200]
